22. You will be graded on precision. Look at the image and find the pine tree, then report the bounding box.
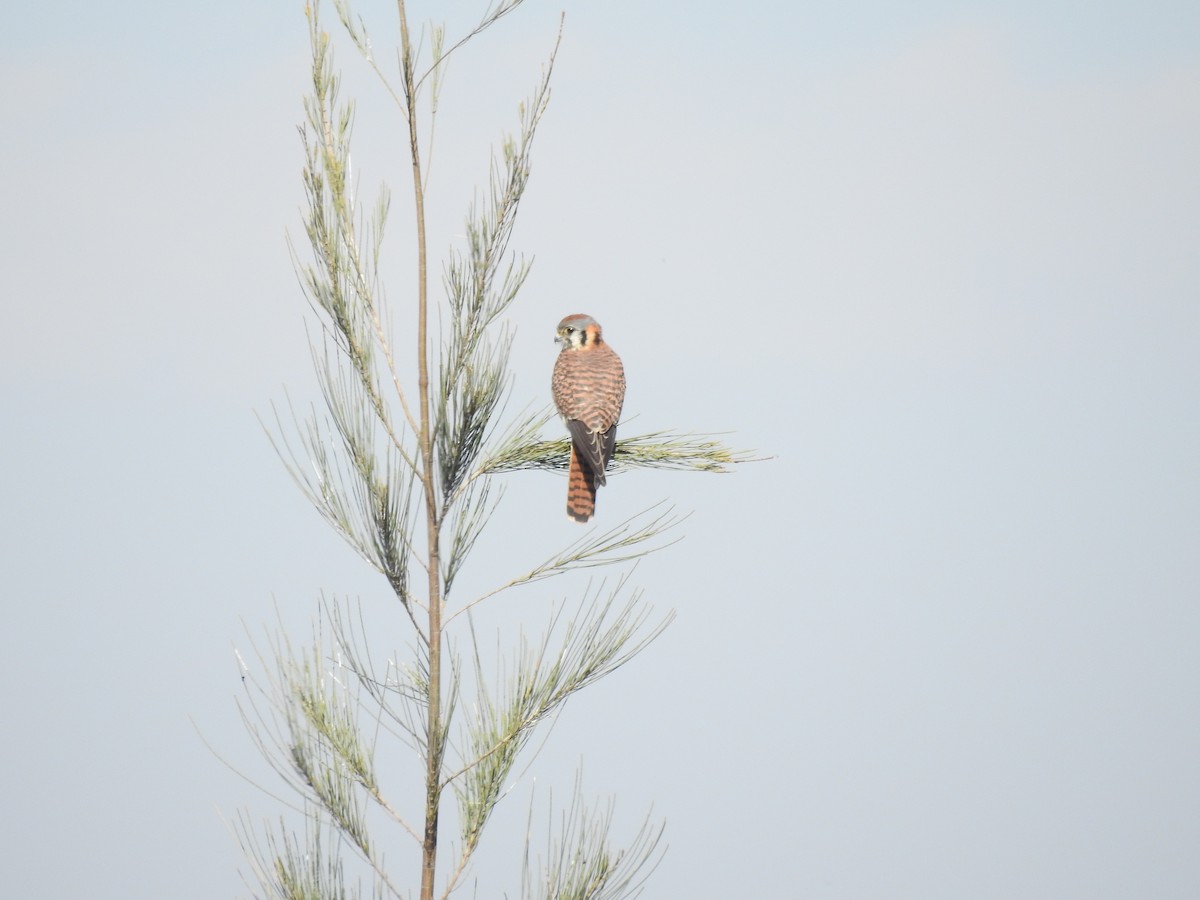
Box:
[234,3,750,897]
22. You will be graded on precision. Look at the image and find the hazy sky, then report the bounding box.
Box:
[2,1,1198,897]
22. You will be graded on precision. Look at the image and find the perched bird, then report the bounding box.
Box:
[551,314,626,523]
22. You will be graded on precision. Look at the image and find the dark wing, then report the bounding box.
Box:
[566,418,613,487]
[599,423,618,472]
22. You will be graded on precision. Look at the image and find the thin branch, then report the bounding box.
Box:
[413,1,532,95]
[482,425,765,476]
[445,505,684,625]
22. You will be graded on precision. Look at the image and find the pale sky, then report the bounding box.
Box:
[2,1,1198,897]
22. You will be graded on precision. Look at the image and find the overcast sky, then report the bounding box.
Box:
[2,1,1198,897]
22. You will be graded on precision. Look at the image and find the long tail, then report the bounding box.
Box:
[566,443,597,523]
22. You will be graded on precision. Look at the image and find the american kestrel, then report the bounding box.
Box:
[552,314,626,523]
